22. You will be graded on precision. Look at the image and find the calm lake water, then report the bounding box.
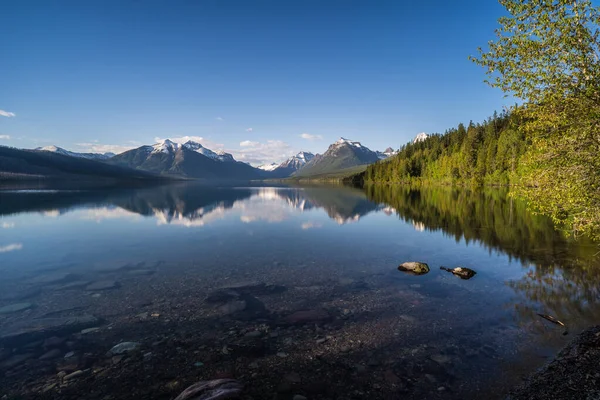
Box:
[0,183,598,399]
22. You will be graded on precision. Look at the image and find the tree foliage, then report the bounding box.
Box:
[470,0,600,240]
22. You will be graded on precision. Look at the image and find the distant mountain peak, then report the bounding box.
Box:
[413,132,429,143]
[336,138,363,148]
[257,162,279,171]
[35,145,115,160]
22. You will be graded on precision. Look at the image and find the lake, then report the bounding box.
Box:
[0,183,598,399]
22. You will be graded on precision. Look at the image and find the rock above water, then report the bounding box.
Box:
[398,262,430,275]
[108,342,140,355]
[86,280,119,291]
[0,302,33,314]
[440,266,477,280]
[284,309,331,325]
[174,379,243,400]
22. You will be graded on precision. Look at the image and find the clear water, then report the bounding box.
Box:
[0,183,598,399]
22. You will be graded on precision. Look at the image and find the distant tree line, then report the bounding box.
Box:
[364,111,526,186]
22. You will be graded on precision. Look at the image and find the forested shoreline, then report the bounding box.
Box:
[359,0,600,241]
[363,111,523,186]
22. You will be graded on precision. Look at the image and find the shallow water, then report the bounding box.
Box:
[0,183,598,399]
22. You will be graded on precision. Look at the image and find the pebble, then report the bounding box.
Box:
[249,361,259,369]
[64,370,84,380]
[438,386,446,392]
[57,371,67,379]
[316,338,327,345]
[64,351,75,359]
[430,354,452,365]
[293,396,308,400]
[276,352,288,358]
[244,331,262,338]
[109,342,140,355]
[81,327,100,335]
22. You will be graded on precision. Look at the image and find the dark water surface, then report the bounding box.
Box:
[0,183,598,399]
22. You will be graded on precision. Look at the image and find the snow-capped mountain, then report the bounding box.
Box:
[257,163,279,171]
[262,151,316,178]
[413,132,429,143]
[376,147,397,159]
[147,140,235,163]
[36,145,115,160]
[278,151,315,170]
[109,139,261,180]
[295,138,381,177]
[181,140,235,162]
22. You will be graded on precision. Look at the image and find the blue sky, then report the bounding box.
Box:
[0,0,509,165]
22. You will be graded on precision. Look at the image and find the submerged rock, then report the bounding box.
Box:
[0,314,100,348]
[86,280,120,291]
[440,266,477,280]
[174,379,243,400]
[398,262,430,275]
[218,300,247,315]
[206,289,241,304]
[0,288,41,301]
[284,309,331,325]
[31,272,76,285]
[0,302,33,314]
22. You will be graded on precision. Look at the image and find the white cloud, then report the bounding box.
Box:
[301,221,323,230]
[0,110,15,118]
[1,222,15,228]
[75,142,137,155]
[230,140,297,166]
[0,243,22,253]
[300,133,322,141]
[246,128,253,132]
[0,135,10,140]
[216,117,224,121]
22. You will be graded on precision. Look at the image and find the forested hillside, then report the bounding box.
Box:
[364,111,525,185]
[363,1,600,240]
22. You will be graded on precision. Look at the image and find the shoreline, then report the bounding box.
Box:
[509,325,600,399]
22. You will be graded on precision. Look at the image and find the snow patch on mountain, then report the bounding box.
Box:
[336,138,364,148]
[413,132,429,143]
[257,163,279,171]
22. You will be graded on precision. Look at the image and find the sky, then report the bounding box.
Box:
[0,0,510,165]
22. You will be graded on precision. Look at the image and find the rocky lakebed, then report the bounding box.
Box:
[0,259,578,400]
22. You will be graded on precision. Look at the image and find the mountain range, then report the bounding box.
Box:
[8,135,424,181]
[35,145,115,160]
[0,145,165,184]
